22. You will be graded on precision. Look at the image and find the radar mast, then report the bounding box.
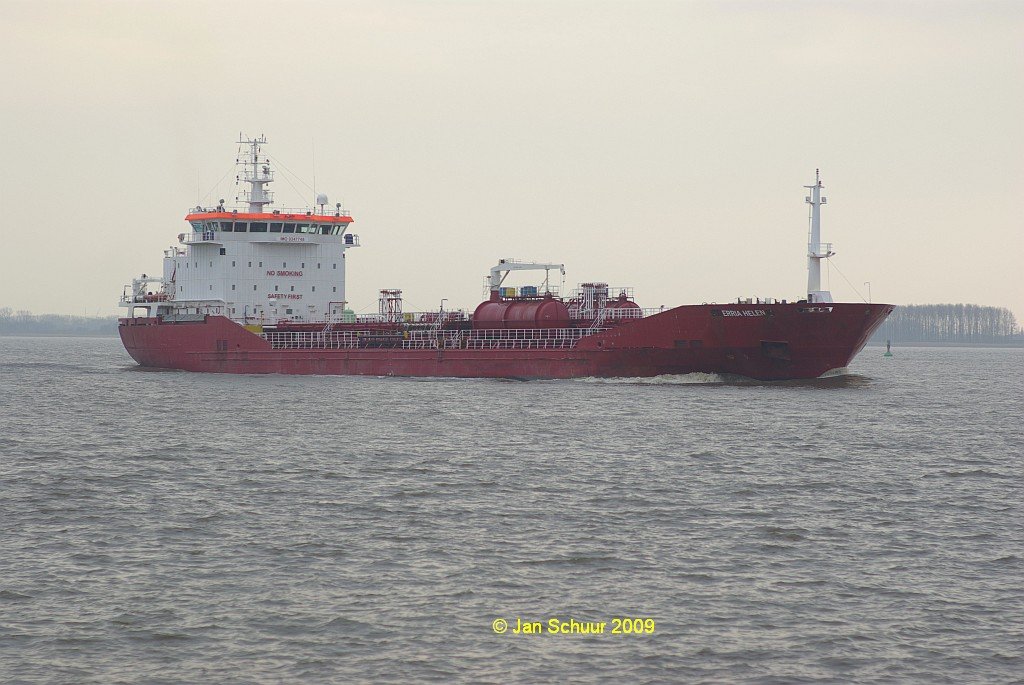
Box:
[237,134,274,213]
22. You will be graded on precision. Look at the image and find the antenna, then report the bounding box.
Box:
[236,133,274,212]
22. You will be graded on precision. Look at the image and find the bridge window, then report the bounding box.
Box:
[270,222,283,232]
[282,224,295,233]
[320,225,331,235]
[250,222,268,232]
[294,223,310,233]
[234,222,248,232]
[190,221,205,232]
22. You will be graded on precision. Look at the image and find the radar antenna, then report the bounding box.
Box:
[237,134,275,213]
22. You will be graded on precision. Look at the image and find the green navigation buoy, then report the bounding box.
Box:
[884,339,893,357]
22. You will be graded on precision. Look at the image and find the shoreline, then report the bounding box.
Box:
[865,340,1024,349]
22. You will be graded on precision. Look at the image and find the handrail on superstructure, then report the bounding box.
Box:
[186,206,353,218]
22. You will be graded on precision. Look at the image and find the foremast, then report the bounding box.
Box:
[805,169,834,303]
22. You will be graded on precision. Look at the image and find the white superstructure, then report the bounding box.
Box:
[122,136,360,323]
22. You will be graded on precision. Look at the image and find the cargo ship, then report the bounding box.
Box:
[119,136,893,380]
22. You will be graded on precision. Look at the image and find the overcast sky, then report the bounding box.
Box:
[1,0,1021,321]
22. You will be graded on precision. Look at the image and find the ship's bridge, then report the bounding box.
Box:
[184,209,356,239]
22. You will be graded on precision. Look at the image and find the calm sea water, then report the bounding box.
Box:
[1,337,1021,684]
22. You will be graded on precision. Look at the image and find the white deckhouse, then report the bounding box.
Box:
[122,135,360,323]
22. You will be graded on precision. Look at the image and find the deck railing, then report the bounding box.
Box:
[187,206,352,218]
[179,231,220,244]
[261,330,364,349]
[569,306,665,320]
[260,327,608,351]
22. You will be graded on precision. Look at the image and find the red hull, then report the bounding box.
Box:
[119,303,893,380]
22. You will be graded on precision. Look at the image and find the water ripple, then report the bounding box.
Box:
[0,338,1022,683]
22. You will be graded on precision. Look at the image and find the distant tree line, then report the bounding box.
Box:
[0,307,118,336]
[872,304,1021,345]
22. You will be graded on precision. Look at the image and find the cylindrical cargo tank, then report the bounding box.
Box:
[473,298,570,329]
[605,292,641,311]
[605,294,641,319]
